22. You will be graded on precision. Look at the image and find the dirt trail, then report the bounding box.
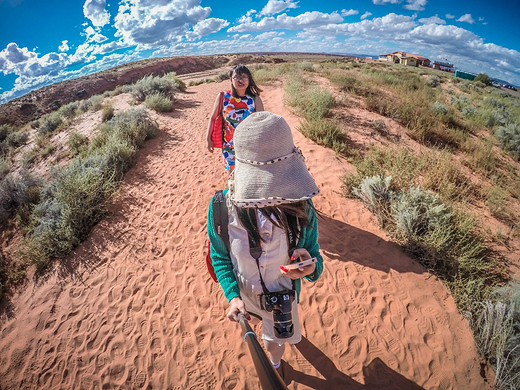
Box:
[0,81,488,389]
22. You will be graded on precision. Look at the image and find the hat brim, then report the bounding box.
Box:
[230,153,320,208]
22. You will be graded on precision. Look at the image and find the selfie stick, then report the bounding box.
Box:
[237,313,288,390]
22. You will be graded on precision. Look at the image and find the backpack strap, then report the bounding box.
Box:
[212,190,230,253]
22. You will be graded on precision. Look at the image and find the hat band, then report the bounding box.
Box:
[235,147,303,166]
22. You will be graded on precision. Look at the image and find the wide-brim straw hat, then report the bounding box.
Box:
[229,111,320,208]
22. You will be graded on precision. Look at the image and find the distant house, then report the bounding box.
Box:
[378,51,431,67]
[433,61,456,72]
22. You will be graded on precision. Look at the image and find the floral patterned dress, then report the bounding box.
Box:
[221,90,256,171]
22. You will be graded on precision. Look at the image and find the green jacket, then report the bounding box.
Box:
[207,189,323,302]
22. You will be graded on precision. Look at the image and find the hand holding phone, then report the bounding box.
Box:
[280,257,317,272]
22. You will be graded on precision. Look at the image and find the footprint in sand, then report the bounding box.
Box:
[134,371,147,388]
[182,332,195,357]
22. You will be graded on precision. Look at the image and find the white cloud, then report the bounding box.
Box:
[113,0,212,47]
[227,11,343,32]
[373,0,401,4]
[0,43,68,79]
[445,14,455,19]
[361,12,372,20]
[84,26,108,43]
[238,9,257,24]
[404,0,427,11]
[83,0,110,27]
[59,40,70,52]
[457,14,475,24]
[307,13,416,38]
[186,18,229,40]
[341,9,358,17]
[418,15,445,25]
[259,0,299,16]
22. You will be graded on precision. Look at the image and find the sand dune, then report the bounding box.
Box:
[0,80,489,389]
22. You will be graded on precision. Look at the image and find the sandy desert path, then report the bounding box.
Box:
[0,80,489,389]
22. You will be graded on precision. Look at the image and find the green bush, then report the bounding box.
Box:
[352,175,393,225]
[58,101,79,118]
[0,170,41,228]
[68,131,89,156]
[428,75,441,87]
[0,124,15,142]
[0,158,10,179]
[298,61,315,72]
[131,74,178,102]
[285,77,334,121]
[145,92,174,112]
[38,112,63,135]
[101,105,115,122]
[495,122,520,160]
[163,72,187,91]
[468,283,520,389]
[22,108,158,269]
[474,73,492,86]
[299,118,346,154]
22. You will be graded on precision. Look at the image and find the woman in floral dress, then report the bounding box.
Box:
[206,64,264,171]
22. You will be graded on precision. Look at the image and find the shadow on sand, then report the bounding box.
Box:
[317,213,425,275]
[283,336,424,390]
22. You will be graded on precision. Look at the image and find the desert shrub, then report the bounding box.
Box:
[468,282,520,390]
[0,170,41,227]
[465,139,496,175]
[341,146,423,196]
[131,74,178,102]
[0,158,10,179]
[299,118,346,154]
[22,108,158,268]
[188,80,204,86]
[68,131,89,156]
[461,105,476,118]
[0,124,15,142]
[485,185,513,222]
[101,105,115,122]
[352,175,393,225]
[350,174,490,293]
[485,97,507,110]
[428,75,441,87]
[5,130,29,149]
[89,95,104,111]
[163,72,187,91]
[38,112,63,136]
[495,122,520,160]
[474,73,492,86]
[145,92,174,112]
[369,119,388,134]
[285,77,334,121]
[0,250,26,301]
[58,101,80,118]
[298,61,315,72]
[433,101,449,116]
[23,155,119,267]
[421,150,470,202]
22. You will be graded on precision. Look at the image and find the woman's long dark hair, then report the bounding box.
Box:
[236,200,313,248]
[230,64,262,98]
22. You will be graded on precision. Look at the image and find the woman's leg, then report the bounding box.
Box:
[263,340,285,366]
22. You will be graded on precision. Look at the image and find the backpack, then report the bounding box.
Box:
[206,190,229,282]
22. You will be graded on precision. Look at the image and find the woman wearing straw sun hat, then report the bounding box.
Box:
[207,111,323,377]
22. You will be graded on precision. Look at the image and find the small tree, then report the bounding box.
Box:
[474,73,492,86]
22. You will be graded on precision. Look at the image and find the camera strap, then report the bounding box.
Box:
[247,211,298,295]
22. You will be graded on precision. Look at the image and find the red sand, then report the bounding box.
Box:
[0,80,489,389]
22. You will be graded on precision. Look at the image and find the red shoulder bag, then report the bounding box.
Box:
[211,92,224,148]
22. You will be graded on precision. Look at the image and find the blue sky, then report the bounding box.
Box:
[1,0,519,104]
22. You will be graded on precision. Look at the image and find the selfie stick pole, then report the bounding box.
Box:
[237,313,288,390]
